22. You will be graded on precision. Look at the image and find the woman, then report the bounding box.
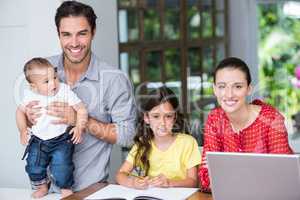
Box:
[199,57,293,192]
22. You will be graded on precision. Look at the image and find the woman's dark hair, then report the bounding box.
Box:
[213,57,252,85]
[133,86,188,176]
[55,1,97,33]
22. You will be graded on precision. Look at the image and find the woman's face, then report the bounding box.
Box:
[144,101,176,138]
[213,67,252,115]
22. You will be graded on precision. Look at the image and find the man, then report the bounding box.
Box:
[26,1,136,192]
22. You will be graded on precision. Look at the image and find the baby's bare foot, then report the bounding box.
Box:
[61,188,73,198]
[31,184,48,198]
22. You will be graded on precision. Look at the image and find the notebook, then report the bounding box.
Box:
[85,184,198,200]
[206,152,300,200]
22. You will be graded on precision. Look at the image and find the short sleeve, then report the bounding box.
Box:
[105,72,137,147]
[268,112,293,154]
[20,88,34,108]
[183,136,201,169]
[199,110,222,192]
[126,144,138,165]
[62,83,81,106]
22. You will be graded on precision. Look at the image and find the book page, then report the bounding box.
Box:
[85,184,198,200]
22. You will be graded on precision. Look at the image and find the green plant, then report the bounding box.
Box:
[258,3,300,119]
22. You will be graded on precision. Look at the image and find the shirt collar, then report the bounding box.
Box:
[56,52,99,82]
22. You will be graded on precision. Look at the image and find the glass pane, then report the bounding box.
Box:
[165,49,182,113]
[120,52,140,87]
[188,6,201,39]
[188,48,201,75]
[216,43,225,64]
[216,13,225,37]
[118,0,138,7]
[118,9,138,42]
[164,8,180,40]
[202,73,214,96]
[143,0,158,8]
[216,0,225,11]
[165,49,180,81]
[165,0,180,9]
[120,52,129,74]
[202,46,214,74]
[129,52,140,86]
[202,0,213,10]
[146,51,161,82]
[202,11,213,37]
[144,9,160,40]
[188,74,214,146]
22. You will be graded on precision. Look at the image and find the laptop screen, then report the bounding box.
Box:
[206,152,300,200]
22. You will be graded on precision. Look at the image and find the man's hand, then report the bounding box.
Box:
[46,102,76,125]
[25,101,42,125]
[148,174,170,188]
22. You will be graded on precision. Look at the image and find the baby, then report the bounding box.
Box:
[16,57,87,198]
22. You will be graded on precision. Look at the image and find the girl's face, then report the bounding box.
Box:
[213,68,252,115]
[144,101,176,138]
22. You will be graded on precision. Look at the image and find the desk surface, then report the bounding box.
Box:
[62,183,213,200]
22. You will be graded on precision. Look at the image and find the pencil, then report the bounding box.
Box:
[123,172,144,179]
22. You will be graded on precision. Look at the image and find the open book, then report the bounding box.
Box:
[85,184,198,200]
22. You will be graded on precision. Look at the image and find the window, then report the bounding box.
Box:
[118,0,228,145]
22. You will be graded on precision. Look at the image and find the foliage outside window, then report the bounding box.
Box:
[258,2,300,121]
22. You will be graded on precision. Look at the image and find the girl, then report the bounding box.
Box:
[199,57,293,192]
[116,86,201,189]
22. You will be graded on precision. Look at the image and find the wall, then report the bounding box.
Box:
[0,0,119,188]
[228,0,259,98]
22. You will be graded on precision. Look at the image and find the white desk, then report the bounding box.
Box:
[0,188,60,200]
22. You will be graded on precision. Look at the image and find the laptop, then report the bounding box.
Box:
[206,152,300,200]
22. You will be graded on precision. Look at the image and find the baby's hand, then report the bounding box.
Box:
[148,174,170,188]
[20,129,30,145]
[70,126,83,144]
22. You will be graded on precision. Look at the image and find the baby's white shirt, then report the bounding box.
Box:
[20,83,81,140]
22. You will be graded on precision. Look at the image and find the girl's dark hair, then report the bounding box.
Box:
[133,86,188,176]
[55,1,97,33]
[213,57,252,85]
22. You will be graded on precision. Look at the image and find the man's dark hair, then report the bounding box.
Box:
[55,1,97,33]
[213,57,252,85]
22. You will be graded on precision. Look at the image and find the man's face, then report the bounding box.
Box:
[58,16,94,64]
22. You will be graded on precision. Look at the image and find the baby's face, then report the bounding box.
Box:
[30,67,60,96]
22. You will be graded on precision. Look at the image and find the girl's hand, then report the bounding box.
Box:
[132,176,149,190]
[148,174,170,188]
[70,126,83,144]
